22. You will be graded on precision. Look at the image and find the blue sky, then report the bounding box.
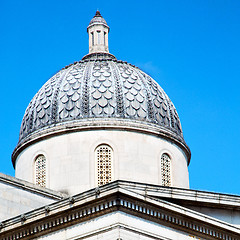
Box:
[1,0,240,195]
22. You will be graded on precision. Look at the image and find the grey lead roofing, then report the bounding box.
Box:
[19,53,183,144]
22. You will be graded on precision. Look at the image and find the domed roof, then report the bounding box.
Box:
[88,10,109,29]
[20,54,183,139]
[12,12,190,165]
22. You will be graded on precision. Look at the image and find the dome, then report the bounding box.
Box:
[12,11,190,169]
[12,52,190,165]
[13,11,191,193]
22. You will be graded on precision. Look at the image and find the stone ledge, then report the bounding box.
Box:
[0,173,68,200]
[118,180,240,209]
[12,118,191,167]
[0,180,239,239]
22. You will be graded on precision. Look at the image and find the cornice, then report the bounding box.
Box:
[12,118,191,167]
[118,181,240,210]
[0,181,239,240]
[0,173,67,200]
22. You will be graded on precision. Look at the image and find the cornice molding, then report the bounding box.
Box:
[0,173,67,200]
[12,118,191,167]
[0,182,239,239]
[118,181,240,210]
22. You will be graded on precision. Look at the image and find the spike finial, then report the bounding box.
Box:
[95,10,101,17]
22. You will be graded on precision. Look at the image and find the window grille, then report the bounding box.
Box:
[96,145,113,186]
[35,155,46,187]
[161,153,171,186]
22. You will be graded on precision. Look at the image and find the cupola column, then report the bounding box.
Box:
[87,11,109,54]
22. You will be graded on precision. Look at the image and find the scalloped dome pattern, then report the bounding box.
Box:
[19,57,183,142]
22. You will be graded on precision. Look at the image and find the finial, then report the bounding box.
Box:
[95,10,101,17]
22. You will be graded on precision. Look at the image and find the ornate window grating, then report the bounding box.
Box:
[96,145,113,186]
[161,153,171,186]
[35,155,46,187]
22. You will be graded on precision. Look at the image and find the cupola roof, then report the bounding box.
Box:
[87,10,109,29]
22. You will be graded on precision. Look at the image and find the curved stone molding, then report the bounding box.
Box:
[0,182,239,240]
[12,118,191,167]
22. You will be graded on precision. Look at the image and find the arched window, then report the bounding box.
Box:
[161,153,171,186]
[91,32,94,45]
[97,30,101,44]
[35,155,46,187]
[96,145,113,186]
[104,31,106,45]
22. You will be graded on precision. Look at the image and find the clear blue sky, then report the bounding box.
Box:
[1,0,240,195]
